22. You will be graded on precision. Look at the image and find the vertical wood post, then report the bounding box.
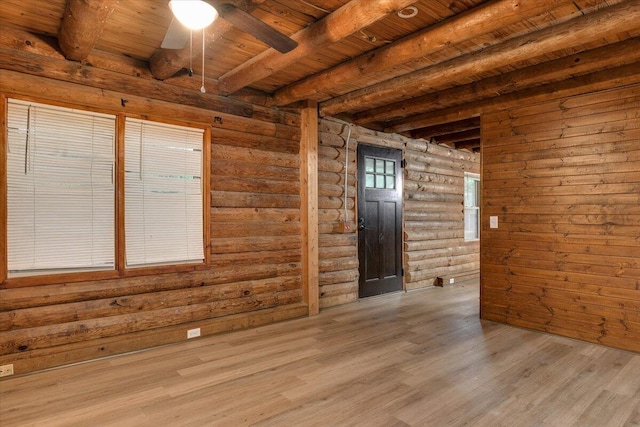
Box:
[115,113,126,273]
[202,126,212,266]
[301,100,319,315]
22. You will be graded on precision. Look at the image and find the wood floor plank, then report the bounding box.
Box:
[1,280,639,426]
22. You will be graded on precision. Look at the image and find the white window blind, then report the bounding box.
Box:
[6,99,116,276]
[124,118,204,267]
[464,173,480,241]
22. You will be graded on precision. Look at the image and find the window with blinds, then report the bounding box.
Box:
[464,172,480,241]
[6,100,116,277]
[124,118,204,267]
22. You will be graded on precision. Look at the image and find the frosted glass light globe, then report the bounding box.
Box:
[168,0,218,30]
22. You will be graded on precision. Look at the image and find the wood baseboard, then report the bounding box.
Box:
[0,303,308,377]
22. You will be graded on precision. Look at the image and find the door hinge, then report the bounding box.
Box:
[400,159,406,168]
[401,268,405,277]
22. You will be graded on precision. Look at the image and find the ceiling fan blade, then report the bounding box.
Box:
[161,17,190,49]
[213,3,298,53]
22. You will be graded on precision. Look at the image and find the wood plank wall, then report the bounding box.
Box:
[0,71,307,375]
[318,119,480,307]
[481,82,640,353]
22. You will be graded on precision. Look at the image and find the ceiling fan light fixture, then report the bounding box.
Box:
[169,0,218,30]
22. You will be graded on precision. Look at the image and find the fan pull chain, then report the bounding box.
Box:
[188,29,193,77]
[200,29,206,93]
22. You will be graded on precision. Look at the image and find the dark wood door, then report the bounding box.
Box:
[357,145,403,298]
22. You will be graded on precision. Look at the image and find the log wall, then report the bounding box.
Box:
[0,70,307,375]
[317,120,359,308]
[318,119,480,308]
[404,139,480,289]
[0,37,481,374]
[481,82,640,353]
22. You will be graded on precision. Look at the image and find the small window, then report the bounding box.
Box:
[365,156,396,189]
[464,173,480,241]
[6,100,116,277]
[124,118,204,267]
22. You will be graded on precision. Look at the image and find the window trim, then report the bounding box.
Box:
[464,172,480,242]
[1,96,211,288]
[1,94,8,285]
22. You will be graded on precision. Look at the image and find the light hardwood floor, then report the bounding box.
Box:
[1,280,639,426]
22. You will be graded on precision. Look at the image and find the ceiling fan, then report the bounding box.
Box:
[161,0,298,53]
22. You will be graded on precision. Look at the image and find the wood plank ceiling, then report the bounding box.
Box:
[1,0,639,152]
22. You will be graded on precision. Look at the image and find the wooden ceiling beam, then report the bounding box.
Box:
[453,139,481,152]
[272,0,572,106]
[218,0,418,95]
[149,0,264,81]
[432,129,480,145]
[0,27,64,60]
[0,38,254,118]
[356,37,640,126]
[410,118,480,140]
[58,0,120,61]
[386,61,640,133]
[320,0,640,117]
[384,37,640,132]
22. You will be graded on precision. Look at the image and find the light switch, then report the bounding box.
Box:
[490,216,498,229]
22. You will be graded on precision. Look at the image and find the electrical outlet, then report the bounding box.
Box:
[0,364,14,377]
[187,328,201,339]
[449,278,455,284]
